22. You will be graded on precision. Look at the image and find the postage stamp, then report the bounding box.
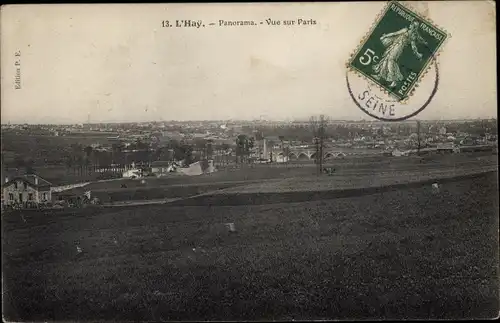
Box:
[347,1,449,102]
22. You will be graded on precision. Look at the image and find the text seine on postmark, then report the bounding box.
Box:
[347,1,449,102]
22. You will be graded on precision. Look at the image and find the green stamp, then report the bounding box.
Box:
[347,1,449,102]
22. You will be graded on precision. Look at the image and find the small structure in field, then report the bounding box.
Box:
[152,161,180,176]
[52,186,98,208]
[179,160,217,176]
[225,222,236,232]
[392,149,404,157]
[122,169,143,179]
[323,167,336,176]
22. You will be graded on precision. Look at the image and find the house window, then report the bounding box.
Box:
[9,193,14,201]
[43,193,47,201]
[14,182,18,189]
[28,193,33,201]
[23,182,27,190]
[18,193,23,202]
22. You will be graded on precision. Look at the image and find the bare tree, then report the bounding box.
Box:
[267,139,275,163]
[318,115,328,174]
[417,120,421,154]
[255,131,264,160]
[310,115,328,175]
[221,143,230,167]
[283,145,290,168]
[310,116,320,175]
[278,136,285,166]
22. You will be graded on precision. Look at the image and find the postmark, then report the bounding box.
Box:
[346,57,439,121]
[347,1,449,103]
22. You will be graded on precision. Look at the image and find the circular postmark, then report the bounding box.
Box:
[346,57,439,121]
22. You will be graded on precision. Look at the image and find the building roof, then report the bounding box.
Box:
[4,174,52,190]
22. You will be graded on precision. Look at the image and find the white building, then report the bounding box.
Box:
[392,149,405,157]
[3,174,52,206]
[122,169,143,179]
[151,161,179,176]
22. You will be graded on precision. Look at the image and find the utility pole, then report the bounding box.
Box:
[279,136,285,167]
[318,115,327,175]
[313,136,319,175]
[417,120,421,154]
[258,136,262,160]
[310,116,320,175]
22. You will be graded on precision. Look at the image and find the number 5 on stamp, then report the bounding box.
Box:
[347,1,449,102]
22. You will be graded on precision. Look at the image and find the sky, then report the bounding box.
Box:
[1,1,497,124]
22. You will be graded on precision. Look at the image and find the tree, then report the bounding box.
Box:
[310,115,328,174]
[193,138,208,160]
[236,135,248,165]
[416,120,421,154]
[25,159,35,175]
[168,140,190,163]
[14,156,25,170]
[76,155,84,176]
[278,136,285,165]
[84,146,93,158]
[84,146,94,173]
[267,139,275,163]
[206,139,214,160]
[84,157,92,175]
[92,151,101,172]
[247,137,255,164]
[136,140,149,151]
[68,143,83,175]
[283,146,290,167]
[111,143,124,164]
[318,115,328,173]
[254,132,264,159]
[97,151,113,172]
[183,145,194,166]
[221,143,230,167]
[310,116,320,172]
[153,146,165,161]
[65,156,73,174]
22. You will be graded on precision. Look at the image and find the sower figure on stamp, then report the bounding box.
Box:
[372,21,428,88]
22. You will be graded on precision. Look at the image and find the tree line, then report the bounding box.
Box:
[3,118,496,177]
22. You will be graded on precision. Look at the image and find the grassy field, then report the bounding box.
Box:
[91,182,249,204]
[3,151,496,187]
[58,153,496,204]
[2,171,498,321]
[213,164,498,195]
[170,171,498,207]
[53,152,497,187]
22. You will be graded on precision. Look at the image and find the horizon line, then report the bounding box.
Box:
[1,116,497,126]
